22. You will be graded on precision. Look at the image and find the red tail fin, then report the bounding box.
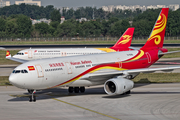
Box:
[111,27,134,50]
[141,8,169,51]
[6,50,11,58]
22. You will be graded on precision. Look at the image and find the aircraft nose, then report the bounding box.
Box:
[9,75,17,85]
[9,75,24,88]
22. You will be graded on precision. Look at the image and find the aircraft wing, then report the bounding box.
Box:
[6,57,28,63]
[80,66,180,81]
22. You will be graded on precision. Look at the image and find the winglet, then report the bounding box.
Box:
[141,8,169,51]
[111,27,134,50]
[6,50,11,58]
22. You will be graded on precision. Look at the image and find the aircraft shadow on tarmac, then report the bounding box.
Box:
[8,83,180,102]
[8,87,106,102]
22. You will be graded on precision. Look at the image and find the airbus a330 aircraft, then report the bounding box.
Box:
[6,28,134,63]
[9,8,179,102]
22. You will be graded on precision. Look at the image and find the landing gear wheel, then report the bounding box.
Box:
[80,87,85,93]
[33,96,36,102]
[28,89,36,102]
[74,87,79,93]
[126,90,131,94]
[68,87,74,93]
[29,96,32,102]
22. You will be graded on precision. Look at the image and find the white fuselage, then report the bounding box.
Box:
[9,50,142,90]
[13,48,116,61]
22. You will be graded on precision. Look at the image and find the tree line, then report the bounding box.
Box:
[0,4,142,20]
[0,4,179,38]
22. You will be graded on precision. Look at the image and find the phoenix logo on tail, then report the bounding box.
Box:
[141,8,168,50]
[111,27,134,51]
[118,35,132,45]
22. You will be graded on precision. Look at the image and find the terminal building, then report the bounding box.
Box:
[15,0,41,7]
[0,0,10,8]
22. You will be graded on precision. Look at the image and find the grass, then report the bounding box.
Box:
[0,50,20,65]
[0,76,12,86]
[0,39,180,45]
[133,73,180,83]
[0,73,180,86]
[0,40,118,45]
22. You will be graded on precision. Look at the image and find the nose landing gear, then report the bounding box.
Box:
[28,90,36,102]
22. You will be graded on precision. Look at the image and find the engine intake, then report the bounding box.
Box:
[104,77,134,95]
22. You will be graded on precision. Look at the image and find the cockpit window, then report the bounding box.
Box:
[21,70,24,73]
[16,53,24,55]
[15,70,20,73]
[12,70,28,74]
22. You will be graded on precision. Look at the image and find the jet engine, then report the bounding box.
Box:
[104,77,134,95]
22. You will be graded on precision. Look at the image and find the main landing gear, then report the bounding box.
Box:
[68,87,85,93]
[122,90,131,95]
[28,89,36,102]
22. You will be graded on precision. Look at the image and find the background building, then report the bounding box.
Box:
[0,0,10,8]
[102,4,179,12]
[15,0,41,6]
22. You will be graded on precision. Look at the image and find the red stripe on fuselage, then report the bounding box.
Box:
[52,49,160,88]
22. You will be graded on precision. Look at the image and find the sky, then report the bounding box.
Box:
[7,0,180,8]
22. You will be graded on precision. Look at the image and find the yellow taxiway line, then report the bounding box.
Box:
[52,98,120,120]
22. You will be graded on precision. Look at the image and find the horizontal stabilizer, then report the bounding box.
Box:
[159,50,180,55]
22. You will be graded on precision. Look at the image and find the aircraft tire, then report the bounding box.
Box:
[80,87,85,93]
[68,87,74,93]
[29,96,32,102]
[74,87,79,93]
[33,96,36,102]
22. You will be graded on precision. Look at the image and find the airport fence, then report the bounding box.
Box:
[0,36,180,42]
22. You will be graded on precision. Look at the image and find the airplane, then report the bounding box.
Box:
[6,27,134,63]
[9,8,179,102]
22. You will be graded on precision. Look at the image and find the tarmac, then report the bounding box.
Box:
[0,84,180,120]
[1,57,180,120]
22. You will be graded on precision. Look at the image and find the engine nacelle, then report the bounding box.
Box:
[104,77,134,95]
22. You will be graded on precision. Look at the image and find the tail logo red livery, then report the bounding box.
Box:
[141,8,169,50]
[28,66,35,71]
[118,35,132,45]
[6,51,10,56]
[149,13,167,45]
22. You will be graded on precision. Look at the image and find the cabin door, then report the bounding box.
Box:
[65,62,72,74]
[28,50,33,58]
[35,65,44,77]
[117,58,122,68]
